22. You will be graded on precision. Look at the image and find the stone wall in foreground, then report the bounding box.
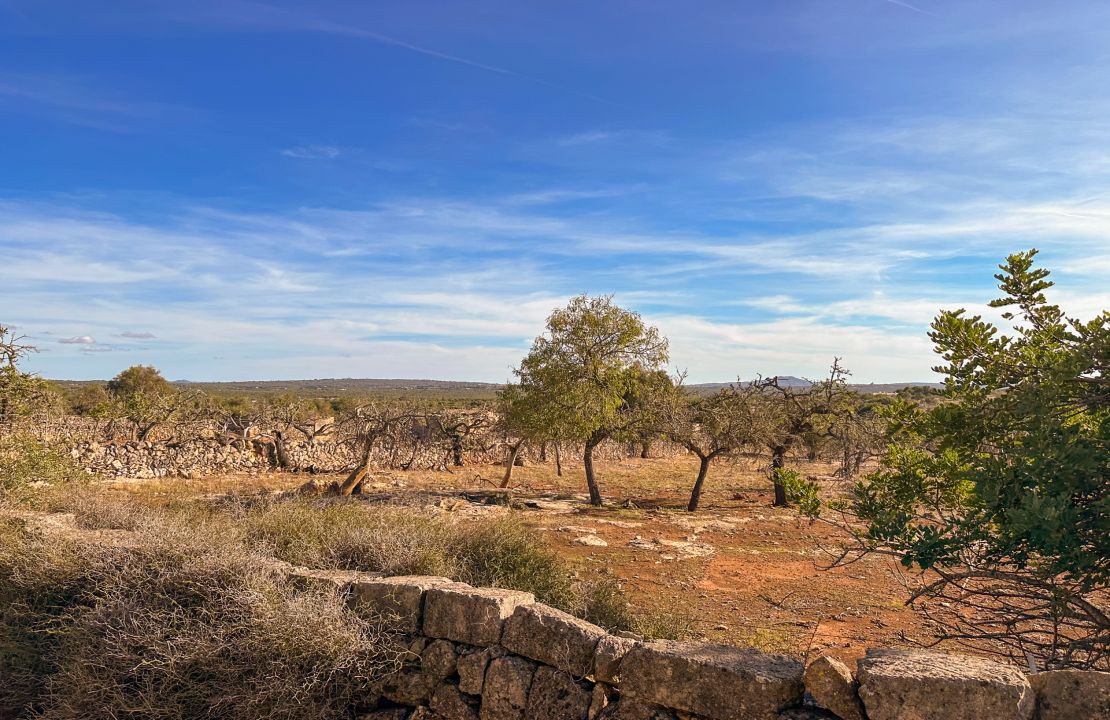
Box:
[287,568,1109,720]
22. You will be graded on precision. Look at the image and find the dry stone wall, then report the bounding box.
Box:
[20,415,686,478]
[287,567,1109,720]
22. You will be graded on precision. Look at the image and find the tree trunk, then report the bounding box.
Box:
[273,430,291,470]
[640,440,652,459]
[584,434,604,506]
[554,442,563,476]
[539,442,548,462]
[450,434,464,466]
[500,441,522,488]
[771,444,789,507]
[687,453,712,512]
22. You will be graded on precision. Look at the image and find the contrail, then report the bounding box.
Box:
[881,0,935,16]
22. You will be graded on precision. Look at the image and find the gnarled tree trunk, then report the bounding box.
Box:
[584,432,605,506]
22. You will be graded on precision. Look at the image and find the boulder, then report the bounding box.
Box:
[857,650,1034,720]
[349,575,456,632]
[589,683,617,720]
[501,603,607,677]
[458,646,505,695]
[594,634,639,684]
[381,640,457,706]
[480,655,537,720]
[424,585,535,646]
[803,656,863,720]
[429,682,480,720]
[1029,668,1110,720]
[525,666,592,720]
[620,640,804,720]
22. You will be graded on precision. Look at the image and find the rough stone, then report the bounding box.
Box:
[803,655,864,720]
[480,655,536,720]
[857,650,1034,720]
[349,575,456,632]
[621,640,804,720]
[596,701,677,720]
[381,640,458,706]
[525,666,592,720]
[458,646,506,695]
[429,682,480,720]
[589,683,617,720]
[574,535,609,547]
[285,566,365,594]
[424,585,535,646]
[357,709,413,720]
[1029,668,1110,720]
[594,634,639,684]
[501,603,607,677]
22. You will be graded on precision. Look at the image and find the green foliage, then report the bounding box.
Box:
[0,434,82,502]
[514,295,670,444]
[775,467,821,517]
[856,250,1109,583]
[0,325,56,421]
[105,364,173,399]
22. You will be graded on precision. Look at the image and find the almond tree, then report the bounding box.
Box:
[514,295,669,505]
[664,384,762,511]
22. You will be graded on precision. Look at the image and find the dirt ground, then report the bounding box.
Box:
[89,453,945,666]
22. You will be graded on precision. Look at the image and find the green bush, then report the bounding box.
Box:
[0,433,82,503]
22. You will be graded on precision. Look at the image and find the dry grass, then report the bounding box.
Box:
[0,512,408,720]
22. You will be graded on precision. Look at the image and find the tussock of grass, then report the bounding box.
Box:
[0,516,406,720]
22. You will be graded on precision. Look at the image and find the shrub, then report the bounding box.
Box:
[0,433,82,503]
[0,517,406,720]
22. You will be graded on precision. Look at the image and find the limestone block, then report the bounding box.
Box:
[349,575,456,632]
[423,585,534,646]
[1029,668,1110,720]
[458,646,505,695]
[803,655,863,720]
[479,655,536,720]
[429,682,480,720]
[501,603,606,677]
[525,666,592,720]
[620,640,803,720]
[857,649,1034,720]
[594,634,639,684]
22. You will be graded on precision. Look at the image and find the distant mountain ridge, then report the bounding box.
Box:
[160,376,941,395]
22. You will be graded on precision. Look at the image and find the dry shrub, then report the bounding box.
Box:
[244,499,455,577]
[0,516,406,720]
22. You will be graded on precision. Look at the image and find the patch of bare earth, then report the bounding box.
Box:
[65,454,943,665]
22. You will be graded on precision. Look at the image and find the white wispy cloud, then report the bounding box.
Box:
[280,144,344,160]
[58,335,96,345]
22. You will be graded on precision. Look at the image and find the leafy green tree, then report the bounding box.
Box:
[514,295,670,505]
[106,364,173,398]
[810,250,1109,668]
[496,383,549,487]
[105,364,204,441]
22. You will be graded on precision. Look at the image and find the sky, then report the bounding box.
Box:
[2,0,1109,383]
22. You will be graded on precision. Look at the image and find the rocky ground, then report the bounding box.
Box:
[85,453,944,667]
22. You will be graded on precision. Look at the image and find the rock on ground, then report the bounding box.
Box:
[857,649,1034,720]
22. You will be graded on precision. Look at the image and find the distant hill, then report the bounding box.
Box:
[55,376,941,400]
[690,377,943,393]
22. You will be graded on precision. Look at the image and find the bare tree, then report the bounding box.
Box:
[663,379,762,511]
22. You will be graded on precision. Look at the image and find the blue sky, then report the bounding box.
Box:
[2,0,1109,382]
